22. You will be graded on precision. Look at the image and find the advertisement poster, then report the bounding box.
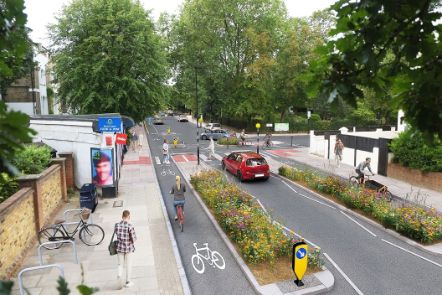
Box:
[90,148,114,187]
[274,123,289,132]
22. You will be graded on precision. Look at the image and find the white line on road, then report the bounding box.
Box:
[256,199,267,213]
[214,154,223,161]
[323,253,365,295]
[340,211,377,237]
[281,180,336,210]
[183,155,189,162]
[200,154,208,161]
[274,221,320,249]
[155,156,161,165]
[381,239,442,268]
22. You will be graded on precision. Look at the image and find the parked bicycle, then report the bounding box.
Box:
[349,174,393,202]
[38,208,105,250]
[191,243,225,274]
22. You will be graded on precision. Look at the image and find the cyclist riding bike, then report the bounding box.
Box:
[170,175,186,221]
[239,129,246,146]
[355,157,375,184]
[263,132,272,147]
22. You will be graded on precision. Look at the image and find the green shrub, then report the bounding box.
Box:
[390,128,442,172]
[218,137,238,145]
[279,165,442,243]
[0,173,19,203]
[12,145,52,175]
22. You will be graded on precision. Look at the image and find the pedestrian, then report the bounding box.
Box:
[334,138,344,167]
[138,133,144,150]
[116,210,137,288]
[207,137,215,160]
[131,130,138,151]
[170,175,186,221]
[162,139,170,164]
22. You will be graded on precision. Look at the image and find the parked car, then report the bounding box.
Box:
[153,115,164,125]
[200,129,230,140]
[222,151,270,181]
[205,123,221,130]
[178,114,188,122]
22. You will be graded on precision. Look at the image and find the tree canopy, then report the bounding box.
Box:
[0,0,36,175]
[50,0,168,122]
[309,0,442,138]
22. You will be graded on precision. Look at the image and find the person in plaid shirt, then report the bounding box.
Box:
[116,210,137,288]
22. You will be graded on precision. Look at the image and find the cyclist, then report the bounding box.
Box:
[240,129,246,146]
[170,175,186,221]
[355,157,375,184]
[263,132,272,147]
[162,139,170,164]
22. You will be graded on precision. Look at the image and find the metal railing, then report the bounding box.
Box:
[18,264,64,295]
[37,240,79,265]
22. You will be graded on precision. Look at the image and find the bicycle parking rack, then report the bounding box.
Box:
[64,208,93,224]
[38,240,79,265]
[18,264,64,295]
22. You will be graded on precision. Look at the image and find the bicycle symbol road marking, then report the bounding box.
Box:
[191,242,225,274]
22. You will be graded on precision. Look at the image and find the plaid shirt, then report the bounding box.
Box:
[115,220,136,253]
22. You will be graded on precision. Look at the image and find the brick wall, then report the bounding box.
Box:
[388,163,442,192]
[59,152,75,189]
[0,188,36,279]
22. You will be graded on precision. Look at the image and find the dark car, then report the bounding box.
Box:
[222,151,270,181]
[200,129,230,140]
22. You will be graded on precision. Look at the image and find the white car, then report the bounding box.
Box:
[206,123,221,130]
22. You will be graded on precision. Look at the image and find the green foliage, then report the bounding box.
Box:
[308,0,442,138]
[0,172,19,203]
[390,128,442,172]
[0,102,36,174]
[0,280,13,294]
[50,0,167,122]
[0,0,33,93]
[77,285,98,295]
[12,145,52,175]
[279,165,442,243]
[218,137,239,145]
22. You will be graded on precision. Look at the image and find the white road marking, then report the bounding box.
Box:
[381,239,442,268]
[256,199,267,213]
[281,180,336,210]
[275,221,320,249]
[200,154,208,161]
[213,154,223,161]
[340,211,377,237]
[155,156,161,165]
[323,253,365,295]
[183,155,189,162]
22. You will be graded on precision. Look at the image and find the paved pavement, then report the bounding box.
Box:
[260,147,442,212]
[12,124,184,295]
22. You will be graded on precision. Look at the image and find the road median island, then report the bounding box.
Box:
[278,165,442,248]
[176,163,334,295]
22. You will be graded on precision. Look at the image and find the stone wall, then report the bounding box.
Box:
[388,163,442,192]
[0,188,36,279]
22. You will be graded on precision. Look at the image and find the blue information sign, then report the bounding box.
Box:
[296,248,307,259]
[98,117,122,133]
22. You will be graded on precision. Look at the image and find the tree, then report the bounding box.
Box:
[309,0,442,138]
[49,0,168,122]
[0,0,36,175]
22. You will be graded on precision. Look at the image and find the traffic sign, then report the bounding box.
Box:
[292,241,308,286]
[115,133,127,144]
[98,117,122,133]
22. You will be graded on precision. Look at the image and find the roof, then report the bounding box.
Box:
[231,151,262,159]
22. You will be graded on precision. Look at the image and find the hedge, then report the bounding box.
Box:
[12,145,52,175]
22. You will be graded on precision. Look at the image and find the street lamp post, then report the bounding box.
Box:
[195,67,200,165]
[256,122,261,154]
[197,116,202,165]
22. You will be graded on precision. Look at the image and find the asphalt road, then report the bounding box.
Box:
[154,116,442,295]
[145,117,255,295]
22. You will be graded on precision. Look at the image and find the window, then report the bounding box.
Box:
[246,158,267,167]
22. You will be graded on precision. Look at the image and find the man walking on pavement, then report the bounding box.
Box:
[206,137,215,160]
[116,210,137,289]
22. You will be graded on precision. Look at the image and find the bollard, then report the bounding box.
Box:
[291,136,293,147]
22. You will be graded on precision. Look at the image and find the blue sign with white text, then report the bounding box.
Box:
[98,117,122,133]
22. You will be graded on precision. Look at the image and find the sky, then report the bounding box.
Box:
[24,0,336,46]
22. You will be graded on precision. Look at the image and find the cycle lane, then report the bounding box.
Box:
[145,129,255,295]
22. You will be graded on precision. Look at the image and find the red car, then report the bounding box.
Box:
[222,151,270,181]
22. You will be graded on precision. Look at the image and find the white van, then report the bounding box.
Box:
[206,123,221,130]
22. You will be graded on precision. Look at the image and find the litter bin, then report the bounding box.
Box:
[80,183,98,212]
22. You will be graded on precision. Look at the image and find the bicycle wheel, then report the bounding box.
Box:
[170,169,176,176]
[178,206,184,232]
[349,176,359,187]
[79,224,105,246]
[38,226,66,250]
[211,251,225,270]
[191,254,205,274]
